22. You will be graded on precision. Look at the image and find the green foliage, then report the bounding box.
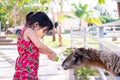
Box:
[63,48,73,56]
[98,0,105,4]
[75,67,99,80]
[18,0,32,6]
[71,3,88,18]
[99,15,119,24]
[0,0,52,29]
[0,0,16,28]
[59,15,74,22]
[71,2,101,25]
[39,0,51,5]
[85,15,102,24]
[0,2,1,6]
[39,0,51,11]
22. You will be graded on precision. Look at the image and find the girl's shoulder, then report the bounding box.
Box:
[19,27,34,42]
[25,28,34,33]
[24,28,36,39]
[23,27,34,35]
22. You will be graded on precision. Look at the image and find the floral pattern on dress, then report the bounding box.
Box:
[13,28,40,80]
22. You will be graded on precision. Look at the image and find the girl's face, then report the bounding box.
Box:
[35,26,48,38]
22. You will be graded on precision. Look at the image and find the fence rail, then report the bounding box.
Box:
[70,26,120,80]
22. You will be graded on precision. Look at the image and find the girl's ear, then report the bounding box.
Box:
[34,22,39,27]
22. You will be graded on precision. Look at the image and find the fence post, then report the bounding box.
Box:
[99,27,104,49]
[0,22,1,35]
[67,69,75,80]
[70,27,73,48]
[98,27,107,80]
[83,27,86,48]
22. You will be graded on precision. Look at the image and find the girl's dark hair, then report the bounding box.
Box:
[25,11,53,31]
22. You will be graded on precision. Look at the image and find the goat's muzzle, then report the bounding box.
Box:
[62,66,68,70]
[62,63,69,70]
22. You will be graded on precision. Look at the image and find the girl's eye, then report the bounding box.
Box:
[35,27,41,30]
[43,30,48,33]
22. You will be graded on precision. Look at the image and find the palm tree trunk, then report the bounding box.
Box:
[58,0,63,46]
[57,22,62,46]
[13,0,18,26]
[117,2,120,18]
[52,27,56,41]
[52,14,56,41]
[51,0,56,41]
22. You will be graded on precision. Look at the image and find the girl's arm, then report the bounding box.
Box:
[25,28,56,61]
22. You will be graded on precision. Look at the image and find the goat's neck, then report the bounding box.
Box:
[85,59,107,70]
[85,49,108,70]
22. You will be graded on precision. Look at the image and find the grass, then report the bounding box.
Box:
[8,33,120,49]
[7,34,71,47]
[41,34,71,47]
[7,34,18,38]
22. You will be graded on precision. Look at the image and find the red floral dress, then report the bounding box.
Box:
[13,28,40,80]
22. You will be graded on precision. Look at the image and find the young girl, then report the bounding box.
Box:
[13,11,57,80]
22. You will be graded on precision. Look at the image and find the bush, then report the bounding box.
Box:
[74,67,99,80]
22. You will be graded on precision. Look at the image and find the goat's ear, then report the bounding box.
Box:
[78,48,91,59]
[83,52,91,59]
[79,47,85,51]
[75,48,85,55]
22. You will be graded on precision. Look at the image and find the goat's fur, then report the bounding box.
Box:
[62,48,120,76]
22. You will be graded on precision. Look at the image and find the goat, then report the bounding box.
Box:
[62,48,120,76]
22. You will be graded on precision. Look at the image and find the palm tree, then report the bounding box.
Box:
[51,0,65,46]
[0,1,15,29]
[0,0,31,27]
[1,0,53,27]
[57,0,63,46]
[71,2,101,29]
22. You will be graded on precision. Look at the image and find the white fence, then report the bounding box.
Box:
[70,26,120,80]
[71,26,120,49]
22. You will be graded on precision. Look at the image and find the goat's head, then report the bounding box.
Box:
[62,48,90,70]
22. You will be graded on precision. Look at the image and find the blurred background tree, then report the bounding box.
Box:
[0,0,52,29]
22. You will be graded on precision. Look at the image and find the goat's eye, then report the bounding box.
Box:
[74,53,79,57]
